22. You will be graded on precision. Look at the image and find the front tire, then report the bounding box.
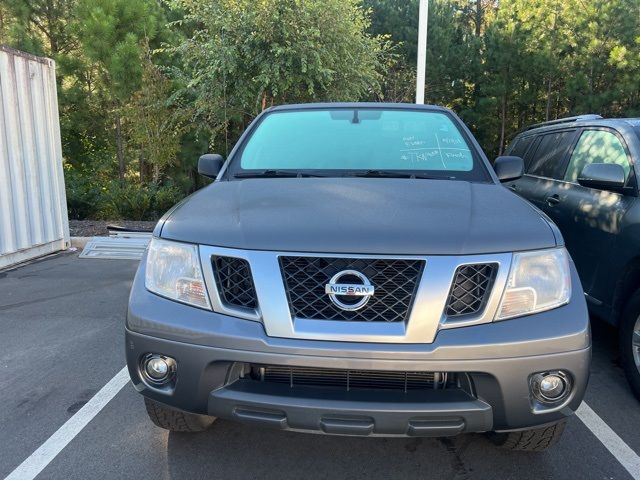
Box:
[144,397,216,432]
[487,420,567,451]
[620,291,640,401]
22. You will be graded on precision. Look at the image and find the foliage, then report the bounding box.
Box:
[65,165,102,220]
[75,0,165,180]
[65,164,183,220]
[97,181,184,220]
[168,0,391,152]
[125,55,191,183]
[3,0,640,220]
[0,0,77,55]
[365,0,640,155]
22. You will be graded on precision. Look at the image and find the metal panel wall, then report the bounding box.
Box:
[0,46,69,269]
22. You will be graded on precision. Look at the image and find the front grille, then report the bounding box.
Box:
[250,365,453,392]
[445,263,497,317]
[279,257,424,322]
[212,256,258,310]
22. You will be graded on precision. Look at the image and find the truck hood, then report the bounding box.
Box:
[159,178,558,255]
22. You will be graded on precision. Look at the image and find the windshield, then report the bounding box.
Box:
[233,108,488,181]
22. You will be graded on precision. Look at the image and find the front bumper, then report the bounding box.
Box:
[208,382,492,437]
[127,327,589,436]
[126,260,591,436]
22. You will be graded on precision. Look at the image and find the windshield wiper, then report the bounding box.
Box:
[344,170,456,180]
[345,170,414,178]
[233,169,455,180]
[411,173,456,180]
[233,170,325,178]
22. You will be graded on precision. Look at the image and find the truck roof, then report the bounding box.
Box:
[266,102,450,113]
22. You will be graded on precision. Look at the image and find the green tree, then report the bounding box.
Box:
[566,0,640,116]
[363,1,494,116]
[0,0,117,175]
[0,0,76,55]
[364,0,419,60]
[169,0,390,151]
[126,55,190,184]
[76,0,163,181]
[3,0,640,216]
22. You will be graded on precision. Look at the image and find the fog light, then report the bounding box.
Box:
[140,354,176,386]
[530,371,571,404]
[146,357,169,380]
[540,375,564,398]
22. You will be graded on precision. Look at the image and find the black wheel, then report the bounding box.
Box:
[144,397,216,432]
[487,420,567,451]
[620,290,640,401]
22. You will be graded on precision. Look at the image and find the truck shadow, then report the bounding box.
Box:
[165,423,476,479]
[163,420,590,480]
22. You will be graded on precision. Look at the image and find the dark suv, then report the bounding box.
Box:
[506,115,640,399]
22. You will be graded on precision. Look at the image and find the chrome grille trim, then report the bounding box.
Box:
[198,246,513,343]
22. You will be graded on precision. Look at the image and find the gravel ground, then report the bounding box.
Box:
[68,220,157,237]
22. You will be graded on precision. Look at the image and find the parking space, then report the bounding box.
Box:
[0,254,137,479]
[1,253,639,480]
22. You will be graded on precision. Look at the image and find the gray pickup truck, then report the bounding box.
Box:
[126,103,590,451]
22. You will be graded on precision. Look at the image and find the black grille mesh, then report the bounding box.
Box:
[279,257,424,322]
[212,256,258,310]
[445,263,496,317]
[253,365,451,392]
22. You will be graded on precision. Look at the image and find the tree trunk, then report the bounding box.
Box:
[544,2,558,122]
[475,0,482,37]
[115,112,125,182]
[139,152,145,183]
[0,6,5,39]
[589,64,594,111]
[153,164,160,184]
[545,77,553,121]
[518,78,526,129]
[498,93,507,156]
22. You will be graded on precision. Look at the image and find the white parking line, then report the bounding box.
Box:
[4,366,130,480]
[4,367,640,480]
[576,402,640,479]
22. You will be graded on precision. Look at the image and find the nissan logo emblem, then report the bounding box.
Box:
[324,270,375,311]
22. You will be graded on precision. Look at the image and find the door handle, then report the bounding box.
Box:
[546,194,561,206]
[508,184,518,192]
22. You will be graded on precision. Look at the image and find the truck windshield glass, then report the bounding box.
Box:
[237,109,488,180]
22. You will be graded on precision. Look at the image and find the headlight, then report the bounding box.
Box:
[145,238,211,309]
[496,248,571,320]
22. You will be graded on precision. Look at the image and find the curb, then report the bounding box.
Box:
[70,237,92,249]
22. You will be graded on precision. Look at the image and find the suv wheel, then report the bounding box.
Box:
[144,398,216,432]
[620,291,640,401]
[486,420,566,451]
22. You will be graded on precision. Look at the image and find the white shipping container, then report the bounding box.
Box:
[0,46,69,269]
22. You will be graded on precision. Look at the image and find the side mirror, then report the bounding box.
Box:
[578,163,625,193]
[494,156,524,182]
[198,153,224,179]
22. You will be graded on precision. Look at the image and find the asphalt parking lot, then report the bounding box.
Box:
[1,252,640,480]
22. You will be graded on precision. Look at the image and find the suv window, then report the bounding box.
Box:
[508,135,534,159]
[564,129,630,183]
[527,131,575,179]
